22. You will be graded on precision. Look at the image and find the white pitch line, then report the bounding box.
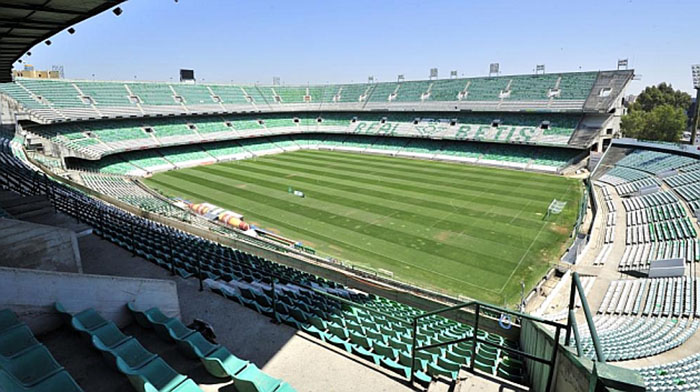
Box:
[499,183,574,294]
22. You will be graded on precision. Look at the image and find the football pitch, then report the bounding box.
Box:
[144,150,582,305]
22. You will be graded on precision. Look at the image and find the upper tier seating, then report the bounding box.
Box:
[0,71,610,122]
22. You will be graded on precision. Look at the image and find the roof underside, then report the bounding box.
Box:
[0,0,125,83]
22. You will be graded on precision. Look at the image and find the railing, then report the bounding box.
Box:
[408,300,567,391]
[564,272,605,361]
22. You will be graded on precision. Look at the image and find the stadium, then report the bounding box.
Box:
[0,1,698,392]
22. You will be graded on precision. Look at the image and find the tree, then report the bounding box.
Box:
[621,104,687,142]
[621,83,691,142]
[630,83,692,113]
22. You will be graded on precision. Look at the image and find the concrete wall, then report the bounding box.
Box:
[0,218,82,273]
[0,267,179,334]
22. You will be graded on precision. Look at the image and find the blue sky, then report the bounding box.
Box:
[16,0,700,94]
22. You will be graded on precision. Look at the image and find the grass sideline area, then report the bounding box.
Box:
[144,150,582,305]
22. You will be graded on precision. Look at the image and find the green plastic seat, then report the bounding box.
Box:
[0,309,21,334]
[327,323,349,340]
[372,341,398,360]
[156,319,196,342]
[116,356,199,392]
[231,363,284,392]
[0,345,63,387]
[398,351,427,371]
[445,350,470,366]
[92,335,157,371]
[127,302,153,329]
[200,347,250,379]
[0,325,40,358]
[0,368,83,392]
[176,332,218,359]
[71,309,109,333]
[322,332,352,353]
[427,361,457,381]
[90,323,131,349]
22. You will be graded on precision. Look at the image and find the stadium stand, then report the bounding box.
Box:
[21,112,584,161]
[0,132,532,388]
[0,71,632,124]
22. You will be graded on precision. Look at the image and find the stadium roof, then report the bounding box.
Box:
[0,0,125,83]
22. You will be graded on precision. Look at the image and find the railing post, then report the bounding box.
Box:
[271,277,278,323]
[410,316,418,384]
[130,219,136,257]
[197,257,203,292]
[546,326,562,392]
[569,309,583,356]
[470,303,480,372]
[168,235,175,275]
[573,272,605,362]
[564,273,577,346]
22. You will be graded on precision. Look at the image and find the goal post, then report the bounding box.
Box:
[545,199,567,220]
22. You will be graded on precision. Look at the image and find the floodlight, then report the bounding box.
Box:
[45,40,51,46]
[692,65,700,89]
[67,27,76,34]
[26,51,31,56]
[113,7,123,16]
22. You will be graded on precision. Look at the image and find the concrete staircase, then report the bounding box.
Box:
[0,191,92,237]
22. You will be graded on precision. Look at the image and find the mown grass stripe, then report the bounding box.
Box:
[194,164,533,256]
[167,169,518,275]
[292,149,569,188]
[248,154,560,209]
[147,174,507,293]
[269,152,569,197]
[210,161,550,233]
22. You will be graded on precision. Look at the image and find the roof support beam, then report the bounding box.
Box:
[0,4,90,16]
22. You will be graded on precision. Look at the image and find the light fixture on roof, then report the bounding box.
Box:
[17,60,22,64]
[67,27,76,35]
[26,51,31,56]
[692,65,700,89]
[45,40,52,46]
[113,7,123,16]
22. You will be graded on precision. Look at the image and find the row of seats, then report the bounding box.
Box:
[616,150,697,175]
[619,239,700,271]
[80,174,180,216]
[0,309,83,391]
[598,277,700,318]
[573,315,699,361]
[638,352,700,391]
[25,112,583,158]
[2,73,600,109]
[70,134,579,183]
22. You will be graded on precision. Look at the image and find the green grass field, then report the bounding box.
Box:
[144,150,581,305]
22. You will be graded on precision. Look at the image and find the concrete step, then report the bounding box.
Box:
[25,212,93,238]
[0,192,91,237]
[11,205,55,220]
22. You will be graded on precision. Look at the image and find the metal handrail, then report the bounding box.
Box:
[565,272,605,362]
[407,299,568,391]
